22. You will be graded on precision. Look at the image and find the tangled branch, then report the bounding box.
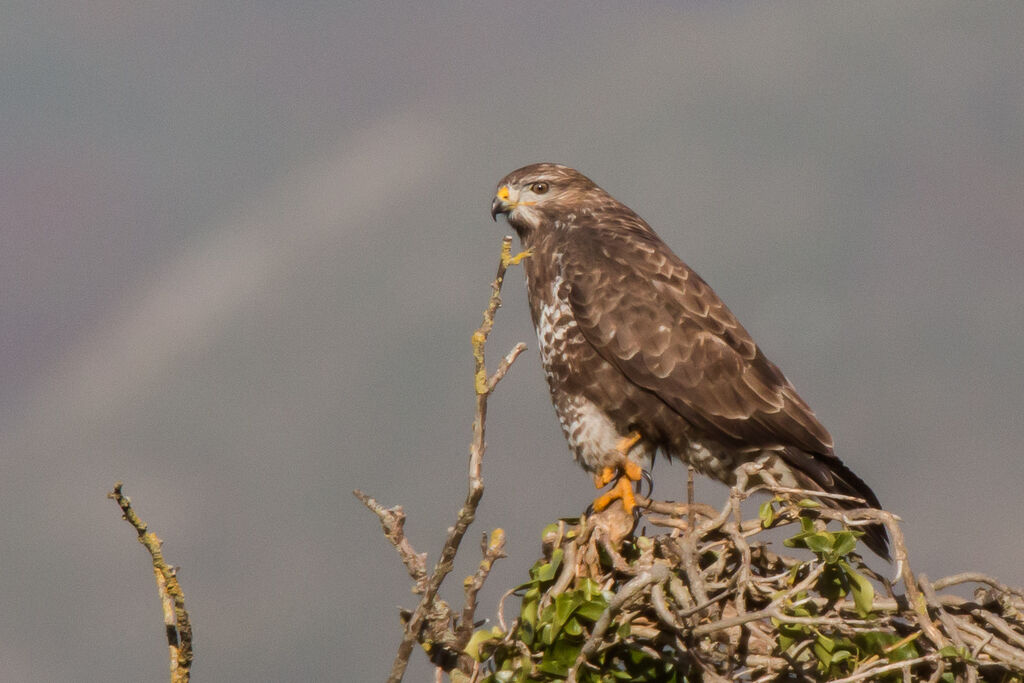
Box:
[466,471,1024,682]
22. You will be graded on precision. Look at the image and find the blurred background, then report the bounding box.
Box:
[2,2,1023,680]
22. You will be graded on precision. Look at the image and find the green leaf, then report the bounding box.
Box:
[813,640,833,668]
[804,532,834,554]
[464,629,501,661]
[539,620,554,645]
[554,592,579,623]
[759,500,775,527]
[575,596,608,622]
[832,531,859,558]
[551,592,583,639]
[818,565,848,601]
[535,548,564,582]
[520,587,539,627]
[855,631,911,659]
[840,560,874,616]
[538,638,581,677]
[517,619,534,646]
[776,622,809,653]
[938,644,975,663]
[578,577,601,601]
[785,517,820,548]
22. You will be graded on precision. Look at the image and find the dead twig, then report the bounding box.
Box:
[356,237,527,681]
[108,482,193,683]
[352,491,428,593]
[458,530,508,643]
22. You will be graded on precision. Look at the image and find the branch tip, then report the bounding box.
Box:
[108,482,193,683]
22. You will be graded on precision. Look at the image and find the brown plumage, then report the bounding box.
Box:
[491,162,889,559]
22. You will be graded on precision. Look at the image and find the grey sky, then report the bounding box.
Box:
[2,3,1022,680]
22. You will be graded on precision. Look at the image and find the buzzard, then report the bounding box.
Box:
[491,163,889,559]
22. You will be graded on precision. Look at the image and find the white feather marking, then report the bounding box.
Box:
[536,272,580,385]
[564,397,623,468]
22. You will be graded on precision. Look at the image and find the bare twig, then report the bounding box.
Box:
[108,482,193,683]
[356,237,527,681]
[458,529,508,642]
[829,654,941,683]
[352,491,428,593]
[933,572,1024,600]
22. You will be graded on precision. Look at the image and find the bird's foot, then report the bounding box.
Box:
[505,248,533,266]
[592,432,645,513]
[592,459,644,514]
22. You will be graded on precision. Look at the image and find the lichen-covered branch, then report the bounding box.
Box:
[355,236,527,681]
[108,482,193,683]
[352,491,428,593]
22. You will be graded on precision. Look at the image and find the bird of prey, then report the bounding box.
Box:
[491,162,889,559]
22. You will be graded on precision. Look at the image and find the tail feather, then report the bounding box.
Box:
[778,447,890,561]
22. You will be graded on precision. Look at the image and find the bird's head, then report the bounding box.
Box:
[491,163,603,236]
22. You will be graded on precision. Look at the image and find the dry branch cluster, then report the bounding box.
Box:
[464,483,1024,682]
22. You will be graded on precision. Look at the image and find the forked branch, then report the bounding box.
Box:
[355,236,527,682]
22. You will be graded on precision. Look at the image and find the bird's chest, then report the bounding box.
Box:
[533,274,586,387]
[529,272,630,469]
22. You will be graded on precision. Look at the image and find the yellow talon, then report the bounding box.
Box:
[594,466,617,488]
[592,431,645,514]
[622,459,643,482]
[506,248,533,266]
[593,477,638,514]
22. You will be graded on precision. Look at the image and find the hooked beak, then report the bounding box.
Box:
[491,185,511,221]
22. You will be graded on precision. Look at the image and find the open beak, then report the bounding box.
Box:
[491,185,511,221]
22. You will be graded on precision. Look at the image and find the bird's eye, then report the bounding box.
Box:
[530,181,550,195]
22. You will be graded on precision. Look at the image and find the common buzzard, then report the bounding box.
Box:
[491,163,889,559]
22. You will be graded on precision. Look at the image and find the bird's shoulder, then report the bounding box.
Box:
[559,220,758,363]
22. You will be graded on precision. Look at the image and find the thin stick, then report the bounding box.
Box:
[687,466,696,537]
[108,482,193,683]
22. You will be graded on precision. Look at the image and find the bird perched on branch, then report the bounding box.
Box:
[491,163,889,559]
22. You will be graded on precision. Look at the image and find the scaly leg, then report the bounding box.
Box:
[592,432,645,514]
